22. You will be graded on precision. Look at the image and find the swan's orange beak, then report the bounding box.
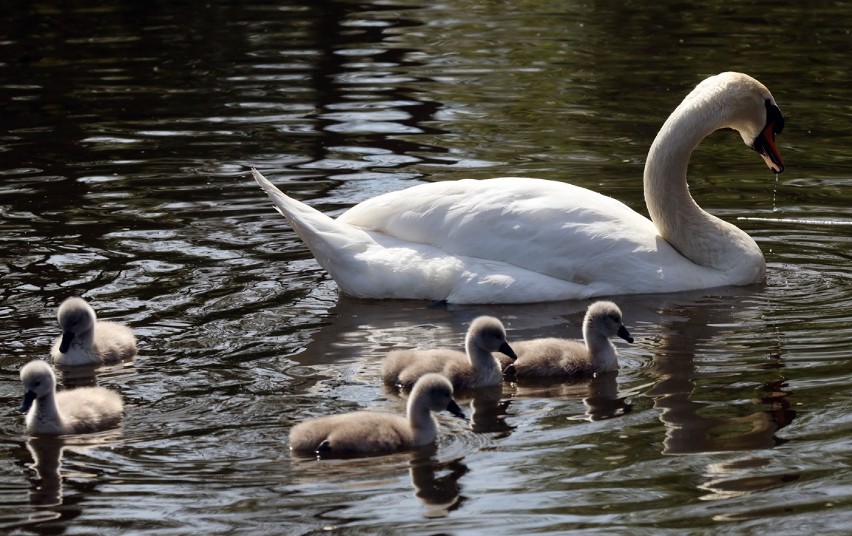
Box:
[752,102,785,174]
[755,123,784,173]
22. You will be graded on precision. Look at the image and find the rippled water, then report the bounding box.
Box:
[1,1,851,534]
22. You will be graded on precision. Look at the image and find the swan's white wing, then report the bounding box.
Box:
[339,177,714,292]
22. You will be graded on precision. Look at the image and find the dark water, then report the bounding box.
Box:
[1,1,851,534]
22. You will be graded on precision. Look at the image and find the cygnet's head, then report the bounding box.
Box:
[467,316,517,361]
[57,297,97,351]
[410,373,465,419]
[584,301,634,343]
[20,360,57,413]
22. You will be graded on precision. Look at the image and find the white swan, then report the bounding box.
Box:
[289,373,465,457]
[253,72,785,304]
[50,297,137,367]
[501,301,633,378]
[19,360,124,436]
[381,316,517,391]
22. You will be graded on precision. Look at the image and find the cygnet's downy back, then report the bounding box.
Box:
[290,373,465,458]
[381,316,517,390]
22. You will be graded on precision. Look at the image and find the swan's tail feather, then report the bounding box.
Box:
[252,168,372,254]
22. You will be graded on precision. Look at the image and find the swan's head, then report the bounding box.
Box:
[20,360,56,413]
[56,297,97,351]
[467,316,517,361]
[584,301,634,343]
[696,72,785,174]
[409,373,466,419]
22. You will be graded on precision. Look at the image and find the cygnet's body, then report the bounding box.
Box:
[501,301,633,378]
[19,360,124,436]
[381,316,517,391]
[50,297,137,367]
[289,373,465,458]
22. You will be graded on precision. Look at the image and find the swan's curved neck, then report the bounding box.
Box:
[643,97,764,274]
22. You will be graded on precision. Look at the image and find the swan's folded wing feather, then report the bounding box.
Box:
[339,177,692,287]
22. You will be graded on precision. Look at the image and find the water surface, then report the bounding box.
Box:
[1,1,851,534]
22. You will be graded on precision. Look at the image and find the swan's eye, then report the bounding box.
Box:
[765,100,784,135]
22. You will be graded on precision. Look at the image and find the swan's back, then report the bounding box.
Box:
[339,178,669,290]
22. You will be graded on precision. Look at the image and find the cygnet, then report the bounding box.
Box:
[289,373,465,458]
[20,360,124,436]
[50,297,137,366]
[502,301,633,378]
[381,316,517,391]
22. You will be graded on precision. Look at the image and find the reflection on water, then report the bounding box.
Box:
[409,454,468,518]
[647,300,797,455]
[26,438,63,508]
[1,0,851,533]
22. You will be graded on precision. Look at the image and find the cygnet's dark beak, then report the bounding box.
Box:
[499,341,517,362]
[20,390,37,413]
[59,331,75,353]
[446,399,466,420]
[618,325,634,344]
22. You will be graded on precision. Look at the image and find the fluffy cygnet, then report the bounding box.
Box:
[502,301,633,378]
[381,316,517,391]
[20,360,124,436]
[289,373,465,458]
[50,297,137,366]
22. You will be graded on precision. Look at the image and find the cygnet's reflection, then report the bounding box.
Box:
[381,382,513,437]
[26,437,65,507]
[504,371,632,422]
[408,451,468,518]
[23,431,123,514]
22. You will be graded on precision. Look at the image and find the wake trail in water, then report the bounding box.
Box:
[739,217,852,226]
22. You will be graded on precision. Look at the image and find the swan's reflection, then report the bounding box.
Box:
[294,295,592,368]
[646,301,795,454]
